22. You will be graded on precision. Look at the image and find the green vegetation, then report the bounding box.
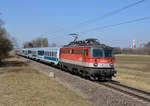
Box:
[0,57,96,106]
[113,55,150,91]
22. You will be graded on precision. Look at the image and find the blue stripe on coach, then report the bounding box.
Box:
[44,56,58,62]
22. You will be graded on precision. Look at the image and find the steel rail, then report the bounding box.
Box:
[97,81,150,102]
[110,81,150,96]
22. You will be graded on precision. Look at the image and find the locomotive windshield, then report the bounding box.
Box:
[93,49,103,57]
[92,49,113,58]
[104,49,113,58]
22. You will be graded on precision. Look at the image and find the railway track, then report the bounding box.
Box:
[98,81,150,103]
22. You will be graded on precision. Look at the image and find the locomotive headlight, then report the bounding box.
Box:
[109,62,114,67]
[93,63,98,67]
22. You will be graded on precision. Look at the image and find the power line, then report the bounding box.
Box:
[80,16,150,33]
[45,0,147,38]
[72,0,146,29]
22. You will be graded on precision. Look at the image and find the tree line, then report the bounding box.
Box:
[113,43,150,55]
[23,37,56,48]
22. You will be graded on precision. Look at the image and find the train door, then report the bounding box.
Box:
[82,48,89,67]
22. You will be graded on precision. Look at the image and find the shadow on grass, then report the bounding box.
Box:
[0,60,29,75]
[0,68,22,75]
[0,60,27,67]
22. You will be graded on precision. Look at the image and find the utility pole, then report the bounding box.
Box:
[41,34,44,47]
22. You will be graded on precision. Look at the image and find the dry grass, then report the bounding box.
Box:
[113,55,150,91]
[0,57,96,106]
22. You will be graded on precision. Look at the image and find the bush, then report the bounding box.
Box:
[0,20,13,63]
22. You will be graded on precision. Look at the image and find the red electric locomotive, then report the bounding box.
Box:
[59,38,117,81]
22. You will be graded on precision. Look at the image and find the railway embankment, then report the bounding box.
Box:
[19,56,150,106]
[0,57,96,106]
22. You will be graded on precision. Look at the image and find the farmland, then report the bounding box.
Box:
[114,55,150,91]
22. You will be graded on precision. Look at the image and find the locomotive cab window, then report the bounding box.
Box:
[104,49,114,58]
[92,49,103,57]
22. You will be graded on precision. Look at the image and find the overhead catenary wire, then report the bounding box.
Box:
[43,0,147,42]
[80,16,150,33]
[46,15,150,42]
[69,0,146,30]
[45,0,147,37]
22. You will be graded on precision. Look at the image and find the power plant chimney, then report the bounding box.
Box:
[144,40,147,47]
[132,39,136,48]
[140,40,142,48]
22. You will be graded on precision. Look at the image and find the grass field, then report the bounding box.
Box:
[113,55,150,91]
[0,57,97,106]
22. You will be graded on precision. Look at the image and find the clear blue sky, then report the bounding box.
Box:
[0,0,150,48]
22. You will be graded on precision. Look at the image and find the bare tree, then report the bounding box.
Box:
[0,19,13,63]
[49,43,56,47]
[33,37,48,47]
[10,36,18,48]
[113,47,122,54]
[23,37,49,48]
[23,42,33,48]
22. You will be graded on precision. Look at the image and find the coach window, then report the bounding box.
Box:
[54,52,56,57]
[53,52,54,56]
[49,52,51,56]
[53,52,55,57]
[49,52,50,56]
[38,50,44,56]
[52,52,54,56]
[50,52,52,56]
[28,50,31,54]
[53,52,56,57]
[52,52,54,57]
